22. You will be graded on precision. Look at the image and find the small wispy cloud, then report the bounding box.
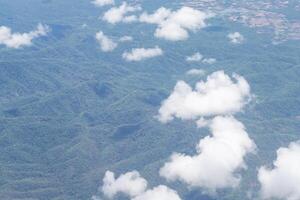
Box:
[95,31,117,52]
[119,35,133,42]
[122,46,163,61]
[186,68,205,76]
[186,52,203,62]
[202,58,216,64]
[0,23,49,49]
[92,0,114,7]
[186,52,216,64]
[228,32,244,44]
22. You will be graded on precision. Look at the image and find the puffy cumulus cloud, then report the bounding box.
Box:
[228,32,244,44]
[157,71,251,123]
[140,7,212,41]
[95,31,117,52]
[0,23,49,49]
[132,185,181,200]
[92,0,114,7]
[258,141,300,200]
[160,116,256,191]
[102,171,147,199]
[122,46,163,61]
[119,35,133,42]
[186,52,203,62]
[102,2,141,24]
[101,171,182,200]
[186,69,205,76]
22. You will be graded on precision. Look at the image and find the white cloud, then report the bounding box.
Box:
[92,0,114,7]
[157,71,251,123]
[122,46,163,61]
[95,31,117,52]
[186,52,216,64]
[0,23,49,49]
[102,171,148,199]
[154,23,188,41]
[102,2,141,24]
[139,7,171,24]
[228,32,244,44]
[186,69,205,76]
[91,195,102,200]
[123,15,139,23]
[186,52,203,62]
[196,117,209,128]
[119,35,133,42]
[133,185,182,200]
[202,58,216,64]
[101,171,182,200]
[140,7,212,41]
[160,116,256,192]
[258,141,300,200]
